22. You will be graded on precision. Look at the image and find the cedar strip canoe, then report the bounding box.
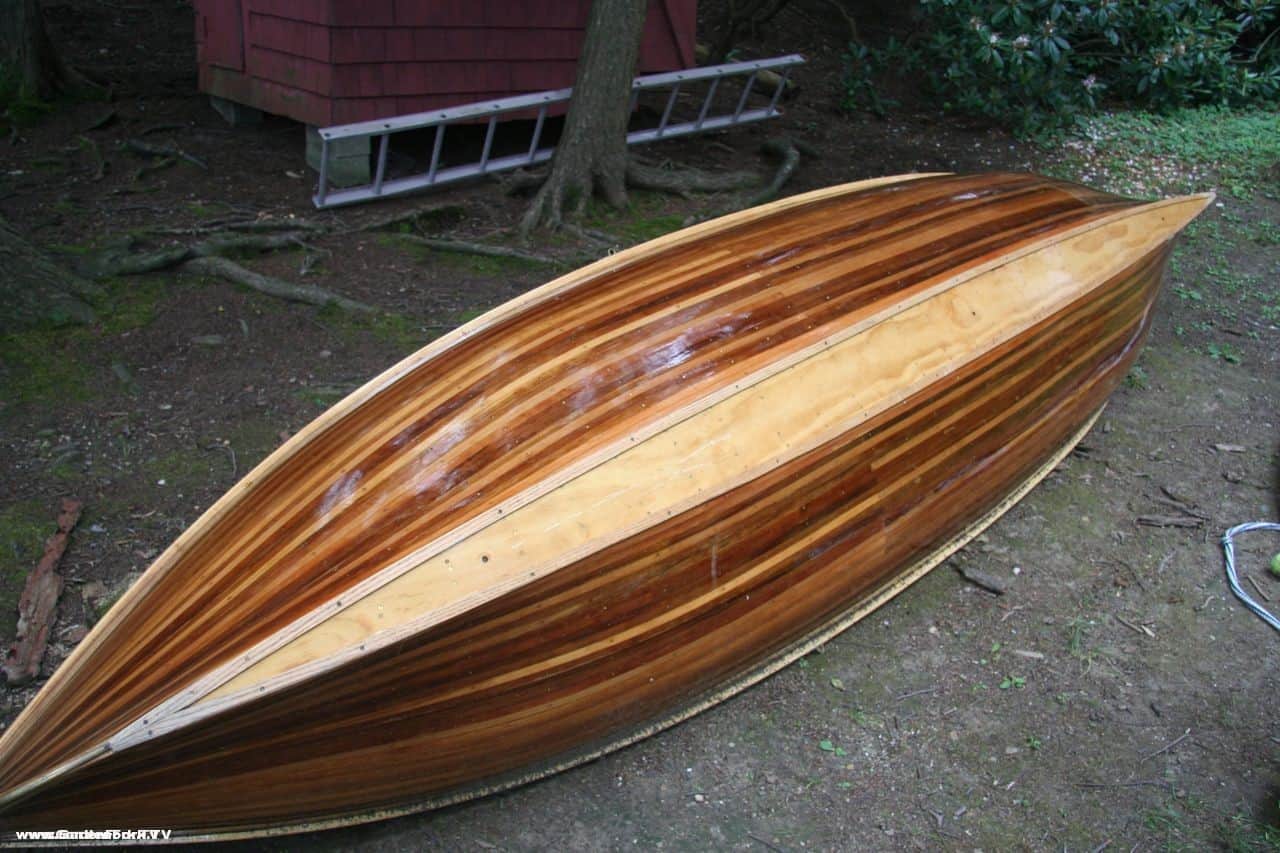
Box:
[0,173,1209,840]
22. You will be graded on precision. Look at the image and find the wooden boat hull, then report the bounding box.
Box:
[0,174,1208,839]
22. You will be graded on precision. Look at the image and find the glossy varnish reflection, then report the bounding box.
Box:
[0,174,1209,838]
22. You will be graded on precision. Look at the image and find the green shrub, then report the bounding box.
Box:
[849,0,1280,133]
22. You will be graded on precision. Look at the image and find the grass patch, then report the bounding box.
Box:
[1042,106,1280,197]
[93,276,167,334]
[0,328,95,411]
[138,449,215,492]
[0,275,168,413]
[584,191,685,244]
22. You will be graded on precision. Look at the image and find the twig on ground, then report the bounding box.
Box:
[1114,614,1153,637]
[1246,575,1271,602]
[205,443,237,479]
[1142,728,1191,762]
[747,834,785,852]
[1135,514,1202,528]
[391,233,556,265]
[1076,780,1169,789]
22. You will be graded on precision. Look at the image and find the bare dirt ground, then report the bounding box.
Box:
[1,1,1277,850]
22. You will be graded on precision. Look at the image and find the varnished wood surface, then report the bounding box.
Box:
[0,174,1208,837]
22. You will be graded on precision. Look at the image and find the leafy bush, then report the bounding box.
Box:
[848,0,1280,133]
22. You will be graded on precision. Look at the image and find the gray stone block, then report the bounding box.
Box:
[209,95,263,128]
[306,125,371,187]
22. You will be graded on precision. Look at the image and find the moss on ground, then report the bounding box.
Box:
[318,306,435,357]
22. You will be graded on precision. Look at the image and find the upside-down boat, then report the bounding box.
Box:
[0,173,1209,840]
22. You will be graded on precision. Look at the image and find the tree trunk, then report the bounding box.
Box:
[520,0,648,236]
[0,0,88,101]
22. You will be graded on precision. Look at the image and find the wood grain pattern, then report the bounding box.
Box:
[0,174,1209,838]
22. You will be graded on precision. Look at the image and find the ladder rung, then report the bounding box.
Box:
[427,124,446,183]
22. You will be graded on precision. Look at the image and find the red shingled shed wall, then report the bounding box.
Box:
[194,1,698,127]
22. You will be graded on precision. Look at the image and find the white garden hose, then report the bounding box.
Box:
[1221,521,1280,632]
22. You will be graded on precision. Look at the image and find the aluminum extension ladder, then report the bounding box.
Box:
[312,54,805,209]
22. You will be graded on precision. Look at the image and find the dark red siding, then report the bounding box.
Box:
[195,0,698,127]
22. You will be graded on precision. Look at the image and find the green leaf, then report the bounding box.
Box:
[819,739,836,752]
[830,677,846,692]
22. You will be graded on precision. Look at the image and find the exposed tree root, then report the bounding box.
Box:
[85,232,310,278]
[0,215,102,330]
[123,138,208,170]
[355,202,466,234]
[743,137,804,208]
[391,234,556,265]
[507,159,759,203]
[625,160,760,198]
[183,256,374,313]
[77,135,105,181]
[520,168,595,237]
[500,169,548,197]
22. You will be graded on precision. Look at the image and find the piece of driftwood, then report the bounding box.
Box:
[0,174,1210,838]
[2,499,83,686]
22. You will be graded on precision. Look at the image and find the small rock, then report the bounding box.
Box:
[61,624,89,644]
[80,580,107,603]
[693,793,705,803]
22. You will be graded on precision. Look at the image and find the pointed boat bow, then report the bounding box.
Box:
[0,176,1210,838]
